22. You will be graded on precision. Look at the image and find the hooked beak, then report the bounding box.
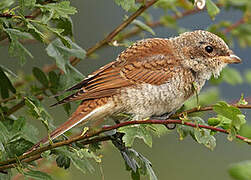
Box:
[220,54,242,64]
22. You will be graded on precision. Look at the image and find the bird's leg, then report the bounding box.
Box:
[151,110,176,129]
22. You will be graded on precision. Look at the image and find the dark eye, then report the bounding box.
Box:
[205,46,213,53]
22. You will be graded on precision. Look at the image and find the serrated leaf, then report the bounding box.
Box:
[56,154,71,169]
[177,124,193,140]
[25,20,46,43]
[4,28,33,65]
[123,148,157,180]
[0,66,16,99]
[139,153,158,180]
[55,17,74,37]
[32,67,49,87]
[206,0,220,20]
[46,37,86,73]
[55,148,95,174]
[36,1,77,20]
[24,170,53,180]
[5,138,33,157]
[119,125,153,147]
[229,161,251,180]
[213,101,246,131]
[132,20,155,35]
[193,128,216,150]
[114,0,136,11]
[25,96,55,131]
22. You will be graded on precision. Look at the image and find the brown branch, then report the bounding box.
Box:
[0,103,250,171]
[4,0,159,114]
[0,13,37,19]
[222,17,246,34]
[171,103,251,119]
[43,0,159,72]
[0,0,54,42]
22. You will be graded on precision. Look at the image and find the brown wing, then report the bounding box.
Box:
[52,38,180,105]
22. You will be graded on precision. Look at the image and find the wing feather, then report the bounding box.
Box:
[52,38,181,105]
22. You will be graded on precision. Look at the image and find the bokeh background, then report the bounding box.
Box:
[1,0,251,179]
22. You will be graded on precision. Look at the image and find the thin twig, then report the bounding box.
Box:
[0,103,250,171]
[223,17,246,34]
[43,0,159,72]
[4,0,159,115]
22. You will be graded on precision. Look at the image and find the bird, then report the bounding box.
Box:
[29,30,241,151]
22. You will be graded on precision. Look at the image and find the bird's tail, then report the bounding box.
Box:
[25,99,114,154]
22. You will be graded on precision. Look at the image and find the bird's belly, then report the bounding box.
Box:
[117,82,192,120]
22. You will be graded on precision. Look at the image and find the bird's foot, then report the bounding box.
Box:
[151,111,176,130]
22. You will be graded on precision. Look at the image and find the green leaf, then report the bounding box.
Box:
[229,161,251,180]
[36,1,77,20]
[0,121,10,144]
[25,96,55,131]
[32,67,49,88]
[123,148,157,180]
[0,65,17,78]
[55,148,95,174]
[132,20,155,35]
[193,128,216,150]
[213,101,246,131]
[4,28,33,65]
[46,37,86,73]
[19,0,36,12]
[24,170,53,180]
[0,66,16,99]
[208,117,221,126]
[177,124,193,140]
[55,17,74,37]
[222,67,243,85]
[114,0,136,11]
[56,154,71,169]
[244,69,251,84]
[206,0,220,20]
[139,153,158,180]
[119,125,153,147]
[25,20,46,43]
[5,138,33,157]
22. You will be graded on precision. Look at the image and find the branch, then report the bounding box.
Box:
[171,103,251,119]
[223,17,246,34]
[0,103,250,171]
[3,0,159,115]
[43,0,159,72]
[0,13,37,19]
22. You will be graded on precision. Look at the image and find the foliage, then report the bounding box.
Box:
[0,0,250,180]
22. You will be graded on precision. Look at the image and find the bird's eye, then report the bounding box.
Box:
[205,46,213,53]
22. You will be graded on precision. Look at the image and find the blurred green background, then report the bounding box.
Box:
[1,0,251,179]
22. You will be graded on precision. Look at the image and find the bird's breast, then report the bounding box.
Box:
[113,74,197,120]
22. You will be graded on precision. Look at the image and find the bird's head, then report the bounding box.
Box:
[174,30,241,78]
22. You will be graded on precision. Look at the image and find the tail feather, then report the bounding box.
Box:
[50,90,85,107]
[26,100,114,154]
